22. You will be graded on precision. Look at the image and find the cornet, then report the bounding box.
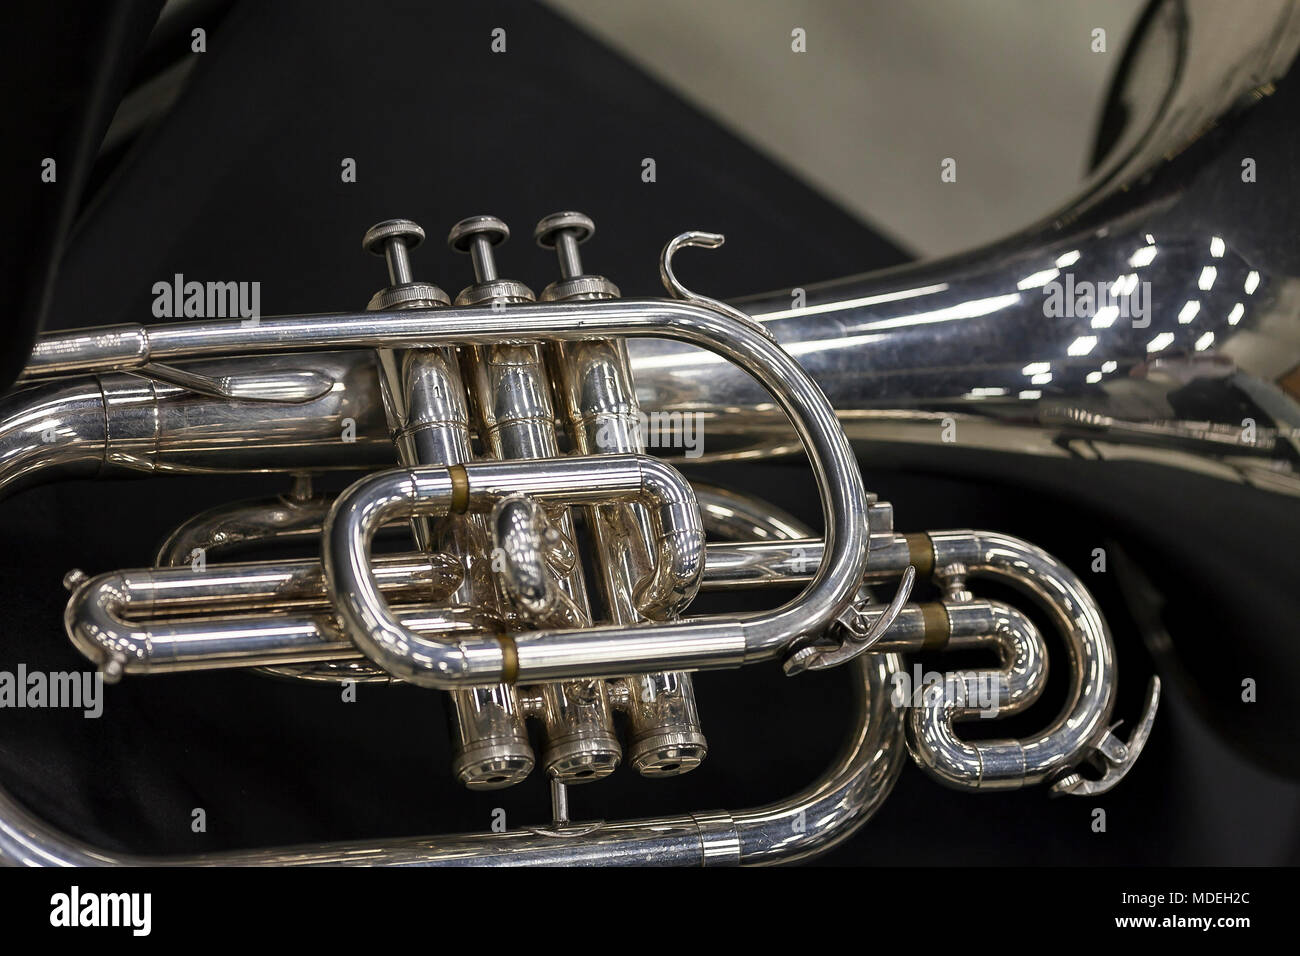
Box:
[0,205,1165,866]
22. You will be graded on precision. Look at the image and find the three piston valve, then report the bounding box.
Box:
[358,212,707,792]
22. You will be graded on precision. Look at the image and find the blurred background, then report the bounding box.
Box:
[550,0,1145,257]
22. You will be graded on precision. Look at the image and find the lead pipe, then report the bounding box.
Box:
[0,352,393,498]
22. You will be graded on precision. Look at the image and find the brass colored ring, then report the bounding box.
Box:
[498,633,519,684]
[448,464,470,514]
[905,533,935,578]
[920,602,951,651]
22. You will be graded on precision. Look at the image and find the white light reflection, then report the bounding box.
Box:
[1055,250,1081,268]
[1129,246,1157,267]
[751,282,951,321]
[1112,273,1139,296]
[1017,268,1059,290]
[1147,332,1175,352]
[1086,371,1103,383]
[1019,389,1042,400]
[1210,236,1225,258]
[1195,331,1215,351]
[1228,302,1244,325]
[1031,372,1053,385]
[1068,335,1097,356]
[1022,361,1051,376]
[1102,360,1117,373]
[1198,266,1217,291]
[780,294,1023,358]
[635,290,1020,370]
[1091,305,1119,328]
[1244,271,1260,294]
[1178,300,1200,324]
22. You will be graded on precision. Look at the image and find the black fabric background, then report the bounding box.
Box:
[1,0,1296,864]
[0,0,163,391]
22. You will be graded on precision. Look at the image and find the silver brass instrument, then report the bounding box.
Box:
[0,209,1163,867]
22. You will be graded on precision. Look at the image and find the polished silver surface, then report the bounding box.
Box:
[626,226,1300,500]
[154,483,329,566]
[0,352,392,497]
[14,294,875,670]
[492,495,564,623]
[323,455,710,686]
[367,219,537,788]
[692,483,812,542]
[784,565,916,675]
[912,531,1158,791]
[64,556,464,677]
[455,221,621,785]
[536,211,620,301]
[0,169,1179,864]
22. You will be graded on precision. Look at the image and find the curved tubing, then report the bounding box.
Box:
[5,310,1118,850]
[871,600,1052,788]
[0,378,111,496]
[52,484,810,678]
[730,653,905,864]
[64,555,464,676]
[155,493,330,566]
[153,490,415,683]
[692,483,813,542]
[0,654,903,866]
[630,457,706,618]
[934,600,1048,719]
[324,455,707,687]
[17,298,871,664]
[906,531,1117,790]
[871,599,1048,721]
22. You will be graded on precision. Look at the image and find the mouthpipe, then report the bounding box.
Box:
[0,351,393,501]
[0,378,111,498]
